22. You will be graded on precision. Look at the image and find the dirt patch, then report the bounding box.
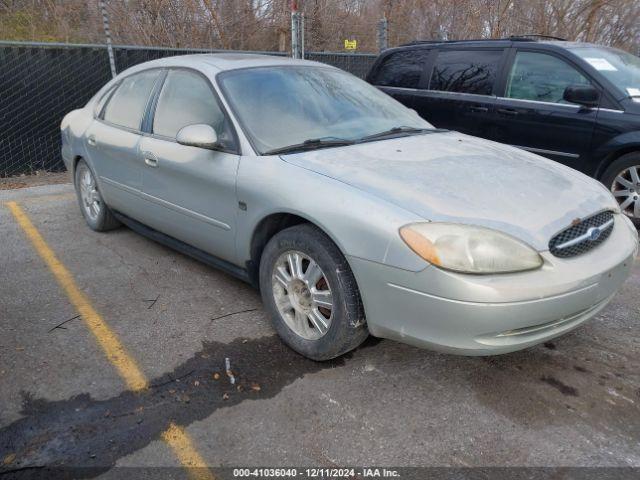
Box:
[0,335,381,477]
[0,172,70,190]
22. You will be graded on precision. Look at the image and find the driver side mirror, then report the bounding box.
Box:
[176,124,219,149]
[563,85,600,108]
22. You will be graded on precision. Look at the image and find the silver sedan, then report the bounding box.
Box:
[61,54,638,360]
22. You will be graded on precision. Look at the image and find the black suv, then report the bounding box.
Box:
[366,37,640,224]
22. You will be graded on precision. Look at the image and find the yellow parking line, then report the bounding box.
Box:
[7,201,147,391]
[6,201,215,480]
[162,423,214,476]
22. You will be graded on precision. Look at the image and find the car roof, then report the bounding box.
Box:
[392,38,602,51]
[121,53,333,75]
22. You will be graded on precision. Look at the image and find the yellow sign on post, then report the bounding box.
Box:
[344,39,357,50]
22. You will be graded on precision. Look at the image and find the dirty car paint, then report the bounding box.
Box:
[281,132,619,251]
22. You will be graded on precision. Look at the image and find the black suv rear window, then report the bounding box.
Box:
[429,50,501,95]
[372,50,430,89]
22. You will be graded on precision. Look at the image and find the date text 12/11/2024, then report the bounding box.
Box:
[232,468,401,477]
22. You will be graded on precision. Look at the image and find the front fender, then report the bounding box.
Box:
[235,156,429,272]
[593,130,640,177]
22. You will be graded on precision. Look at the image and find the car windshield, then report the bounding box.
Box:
[218,66,433,154]
[571,46,640,99]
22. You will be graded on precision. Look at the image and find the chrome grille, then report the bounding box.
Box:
[549,211,615,258]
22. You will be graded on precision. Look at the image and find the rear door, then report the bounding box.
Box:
[491,49,599,171]
[138,68,240,261]
[411,48,505,137]
[84,69,161,219]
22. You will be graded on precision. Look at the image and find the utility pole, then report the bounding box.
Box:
[99,0,117,78]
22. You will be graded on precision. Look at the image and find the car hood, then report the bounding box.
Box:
[280,131,618,251]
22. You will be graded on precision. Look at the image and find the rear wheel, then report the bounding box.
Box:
[74,159,120,231]
[601,152,640,227]
[259,224,368,361]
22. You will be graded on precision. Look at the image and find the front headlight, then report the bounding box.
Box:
[399,223,543,274]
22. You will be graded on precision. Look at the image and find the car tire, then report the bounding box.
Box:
[259,223,368,361]
[74,159,120,232]
[601,152,640,227]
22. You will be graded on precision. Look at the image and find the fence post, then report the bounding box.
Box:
[291,0,305,59]
[301,13,305,58]
[99,0,117,77]
[377,17,388,52]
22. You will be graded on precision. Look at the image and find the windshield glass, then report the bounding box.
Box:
[218,66,433,154]
[571,46,640,98]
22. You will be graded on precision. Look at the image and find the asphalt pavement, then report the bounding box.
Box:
[1,183,639,478]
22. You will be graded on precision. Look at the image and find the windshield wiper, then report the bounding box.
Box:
[356,126,444,143]
[264,137,355,155]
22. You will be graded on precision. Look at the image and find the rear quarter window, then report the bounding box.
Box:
[93,84,116,117]
[429,50,502,95]
[102,70,159,130]
[371,50,430,89]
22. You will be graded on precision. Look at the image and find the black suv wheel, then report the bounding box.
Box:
[601,152,640,227]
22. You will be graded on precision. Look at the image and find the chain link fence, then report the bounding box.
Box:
[0,41,376,177]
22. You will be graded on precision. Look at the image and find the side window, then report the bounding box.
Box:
[506,52,591,103]
[429,50,501,95]
[102,70,159,130]
[372,50,430,89]
[152,70,234,148]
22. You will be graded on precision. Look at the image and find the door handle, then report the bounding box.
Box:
[469,106,489,113]
[142,151,158,168]
[87,135,97,146]
[144,157,158,168]
[497,108,519,116]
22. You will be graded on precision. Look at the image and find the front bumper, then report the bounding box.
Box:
[348,215,638,355]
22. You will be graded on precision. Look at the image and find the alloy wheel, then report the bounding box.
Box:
[78,165,102,221]
[271,250,333,340]
[611,165,640,219]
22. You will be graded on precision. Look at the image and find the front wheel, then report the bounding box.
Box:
[259,224,368,361]
[601,152,640,227]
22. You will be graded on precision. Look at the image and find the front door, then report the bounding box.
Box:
[491,50,598,171]
[138,68,240,261]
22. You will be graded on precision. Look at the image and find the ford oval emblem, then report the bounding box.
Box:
[588,227,602,242]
